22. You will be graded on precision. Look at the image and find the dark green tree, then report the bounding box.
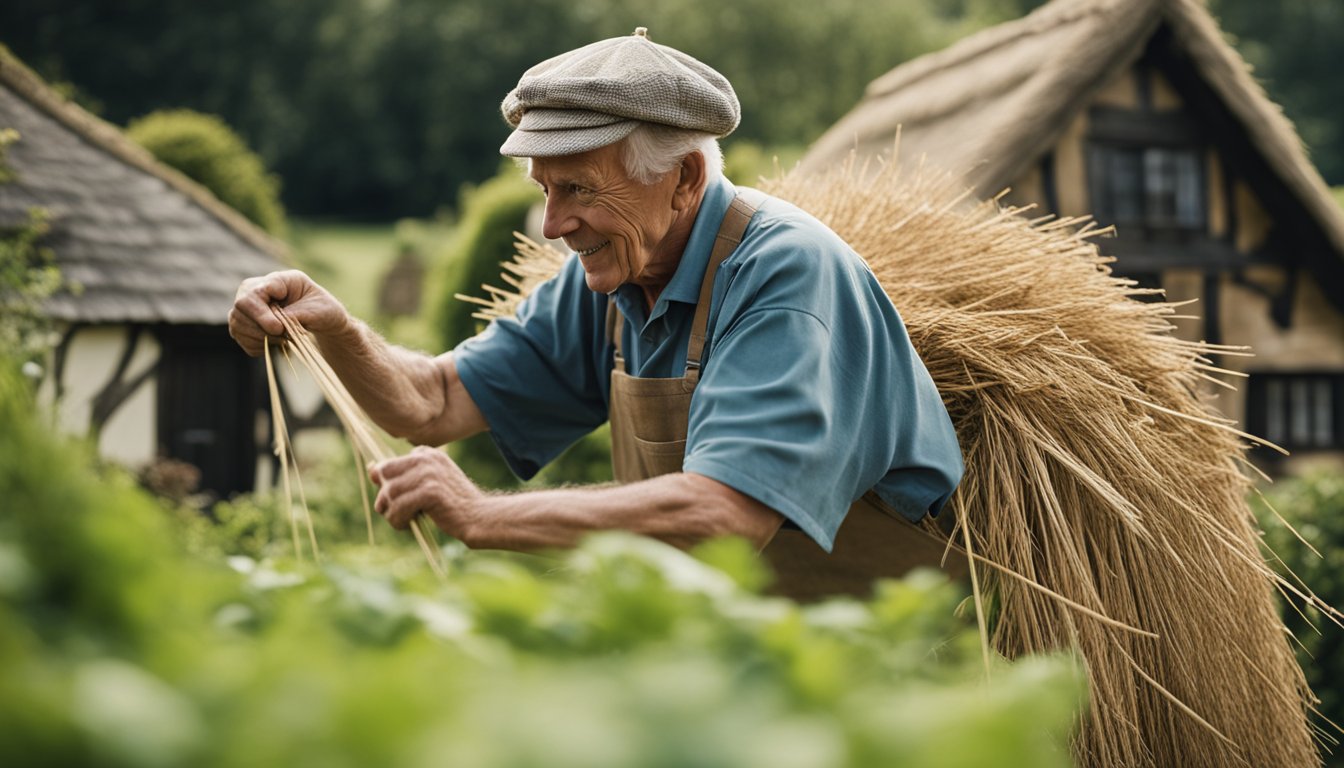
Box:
[1210,0,1344,184]
[0,0,1039,217]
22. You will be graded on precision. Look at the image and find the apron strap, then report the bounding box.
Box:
[686,188,764,382]
[604,187,765,380]
[605,298,626,373]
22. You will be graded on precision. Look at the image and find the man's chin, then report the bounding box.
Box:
[583,272,617,295]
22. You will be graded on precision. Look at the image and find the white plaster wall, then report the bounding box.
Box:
[43,325,160,467]
[100,368,157,466]
[276,357,324,420]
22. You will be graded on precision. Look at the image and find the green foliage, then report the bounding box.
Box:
[185,447,388,561]
[126,109,287,236]
[434,166,540,350]
[1210,0,1344,184]
[0,356,1085,767]
[0,129,62,364]
[1,0,1045,217]
[1253,472,1344,750]
[723,140,807,186]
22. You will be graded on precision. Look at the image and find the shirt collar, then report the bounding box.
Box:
[611,175,737,329]
[656,175,736,309]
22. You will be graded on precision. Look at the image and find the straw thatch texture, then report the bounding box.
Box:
[767,158,1325,767]
[476,159,1332,766]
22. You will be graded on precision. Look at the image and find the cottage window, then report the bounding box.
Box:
[1089,145,1204,232]
[1247,372,1344,451]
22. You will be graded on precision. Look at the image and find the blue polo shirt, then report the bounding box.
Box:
[453,176,962,552]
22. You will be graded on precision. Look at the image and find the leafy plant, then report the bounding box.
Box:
[1253,472,1344,752]
[0,129,62,365]
[126,109,286,236]
[0,356,1085,767]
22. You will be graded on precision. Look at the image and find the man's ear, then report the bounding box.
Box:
[672,150,707,211]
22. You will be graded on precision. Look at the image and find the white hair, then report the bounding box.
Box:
[618,124,723,185]
[518,124,723,186]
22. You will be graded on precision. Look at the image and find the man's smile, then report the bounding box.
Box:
[574,241,610,258]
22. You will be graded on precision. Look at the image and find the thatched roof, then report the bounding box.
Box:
[0,45,285,325]
[801,0,1344,261]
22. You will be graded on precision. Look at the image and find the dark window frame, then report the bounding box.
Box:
[1086,105,1208,241]
[1245,371,1344,453]
[1087,142,1207,237]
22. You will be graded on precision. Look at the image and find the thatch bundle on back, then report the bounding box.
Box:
[766,158,1332,767]
[473,157,1337,767]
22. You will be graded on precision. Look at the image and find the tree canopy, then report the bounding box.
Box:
[1,0,1336,218]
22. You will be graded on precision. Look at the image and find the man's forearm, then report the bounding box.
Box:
[461,473,783,552]
[314,319,450,443]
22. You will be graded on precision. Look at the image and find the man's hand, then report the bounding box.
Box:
[228,270,351,357]
[369,446,485,543]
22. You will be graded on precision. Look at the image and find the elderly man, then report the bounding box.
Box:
[230,29,962,599]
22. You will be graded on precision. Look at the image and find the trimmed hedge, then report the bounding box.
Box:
[127,109,286,236]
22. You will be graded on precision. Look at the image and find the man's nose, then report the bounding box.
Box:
[541,199,579,241]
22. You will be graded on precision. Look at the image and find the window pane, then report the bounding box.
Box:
[1145,149,1178,225]
[1314,378,1334,447]
[1109,148,1144,223]
[1265,379,1285,444]
[1174,151,1203,228]
[1290,378,1312,446]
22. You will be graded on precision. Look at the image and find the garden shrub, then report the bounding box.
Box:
[1254,472,1344,746]
[0,356,1085,768]
[433,164,540,350]
[0,129,62,365]
[126,109,286,236]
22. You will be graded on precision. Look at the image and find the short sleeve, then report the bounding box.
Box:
[452,256,610,479]
[681,212,962,552]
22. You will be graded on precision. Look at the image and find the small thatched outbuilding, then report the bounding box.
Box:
[804,0,1344,472]
[0,45,286,498]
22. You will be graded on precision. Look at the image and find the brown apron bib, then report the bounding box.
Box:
[607,191,963,602]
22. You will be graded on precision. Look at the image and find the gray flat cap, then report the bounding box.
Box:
[500,27,740,157]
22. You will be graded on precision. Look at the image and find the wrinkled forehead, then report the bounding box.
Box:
[527,143,627,186]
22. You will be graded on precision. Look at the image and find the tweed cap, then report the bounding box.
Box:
[500,28,740,157]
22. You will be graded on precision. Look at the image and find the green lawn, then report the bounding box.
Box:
[287,218,455,350]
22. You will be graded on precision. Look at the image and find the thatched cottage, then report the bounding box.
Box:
[803,0,1344,471]
[0,46,286,499]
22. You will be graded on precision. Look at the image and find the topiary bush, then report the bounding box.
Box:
[434,164,541,351]
[126,109,286,237]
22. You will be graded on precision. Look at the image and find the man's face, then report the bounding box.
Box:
[529,143,686,297]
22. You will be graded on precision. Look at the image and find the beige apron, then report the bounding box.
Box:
[607,191,963,602]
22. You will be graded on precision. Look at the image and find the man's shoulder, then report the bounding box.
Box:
[724,192,866,292]
[734,192,856,266]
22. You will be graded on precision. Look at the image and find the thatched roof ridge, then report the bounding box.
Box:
[0,45,286,325]
[802,0,1344,257]
[803,0,1156,188]
[1161,0,1344,254]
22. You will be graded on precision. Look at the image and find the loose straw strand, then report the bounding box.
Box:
[267,307,446,579]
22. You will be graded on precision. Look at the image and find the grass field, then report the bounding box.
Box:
[287,218,455,350]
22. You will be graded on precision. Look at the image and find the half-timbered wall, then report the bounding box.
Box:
[40,324,159,466]
[1004,55,1344,469]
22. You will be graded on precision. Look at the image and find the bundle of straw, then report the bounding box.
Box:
[264,307,446,579]
[471,159,1335,766]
